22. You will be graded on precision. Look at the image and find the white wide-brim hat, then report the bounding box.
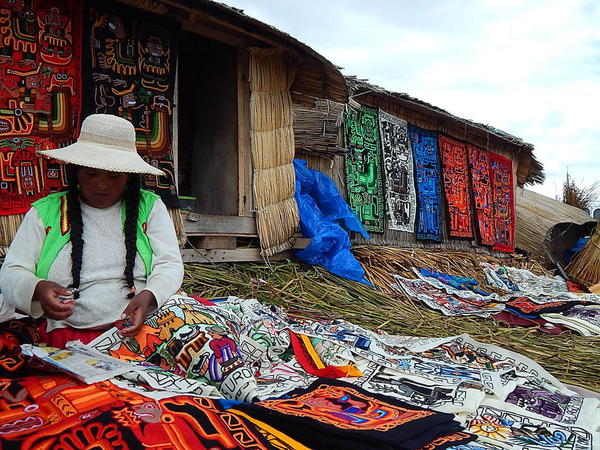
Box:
[39,114,165,176]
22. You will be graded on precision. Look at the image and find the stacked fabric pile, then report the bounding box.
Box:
[2,295,598,448]
[394,265,600,336]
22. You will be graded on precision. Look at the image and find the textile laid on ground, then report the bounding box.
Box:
[0,0,82,215]
[82,0,178,207]
[438,135,473,238]
[398,262,600,336]
[467,145,495,246]
[393,276,504,318]
[409,125,443,241]
[378,110,416,232]
[0,295,599,448]
[293,159,371,284]
[344,106,385,233]
[230,379,475,450]
[489,152,515,252]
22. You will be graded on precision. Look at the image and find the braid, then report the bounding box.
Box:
[66,166,83,299]
[123,175,141,299]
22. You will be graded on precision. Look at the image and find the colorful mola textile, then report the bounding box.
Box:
[344,106,385,233]
[378,110,416,232]
[409,125,443,241]
[489,152,515,252]
[467,145,495,246]
[0,375,278,449]
[83,0,179,207]
[0,0,83,215]
[230,379,475,450]
[439,135,473,238]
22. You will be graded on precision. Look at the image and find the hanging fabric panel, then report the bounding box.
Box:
[467,145,495,246]
[378,110,416,232]
[409,125,443,241]
[439,135,473,238]
[489,152,516,253]
[344,106,385,233]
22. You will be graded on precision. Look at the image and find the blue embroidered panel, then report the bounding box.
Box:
[409,125,443,241]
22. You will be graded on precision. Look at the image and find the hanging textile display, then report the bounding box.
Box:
[248,47,299,256]
[489,152,515,252]
[467,145,495,246]
[378,110,416,232]
[82,0,179,207]
[409,125,443,241]
[344,106,385,233]
[0,0,83,215]
[438,135,473,238]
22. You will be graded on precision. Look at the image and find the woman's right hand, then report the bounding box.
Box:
[33,281,75,320]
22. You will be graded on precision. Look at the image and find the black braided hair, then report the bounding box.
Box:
[123,174,141,298]
[65,165,83,299]
[65,165,142,300]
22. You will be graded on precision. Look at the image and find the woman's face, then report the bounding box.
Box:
[78,167,129,208]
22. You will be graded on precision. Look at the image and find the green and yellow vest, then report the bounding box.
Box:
[32,189,159,279]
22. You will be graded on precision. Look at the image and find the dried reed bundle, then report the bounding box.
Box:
[566,221,600,286]
[167,208,185,246]
[0,214,25,247]
[182,256,600,392]
[251,128,295,170]
[255,197,299,256]
[250,92,293,132]
[293,100,346,156]
[253,164,296,209]
[249,47,299,256]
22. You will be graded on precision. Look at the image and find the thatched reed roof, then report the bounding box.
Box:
[153,0,347,104]
[515,187,593,262]
[345,77,544,187]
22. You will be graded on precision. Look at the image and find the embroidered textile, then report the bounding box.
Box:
[541,305,600,336]
[231,379,474,450]
[0,375,277,449]
[467,145,495,246]
[378,110,416,232]
[439,135,473,238]
[466,399,597,449]
[394,276,504,318]
[409,125,443,241]
[344,106,385,232]
[0,0,82,215]
[83,0,179,207]
[416,268,490,296]
[90,295,259,402]
[489,152,515,252]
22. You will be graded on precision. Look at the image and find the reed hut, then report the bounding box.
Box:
[0,0,347,262]
[515,188,593,264]
[298,77,546,255]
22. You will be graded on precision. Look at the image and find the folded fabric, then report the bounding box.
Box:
[492,311,568,335]
[230,378,474,450]
[417,268,490,296]
[505,297,593,318]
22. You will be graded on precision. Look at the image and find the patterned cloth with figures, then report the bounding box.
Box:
[0,294,598,448]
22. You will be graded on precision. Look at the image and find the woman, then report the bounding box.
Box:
[0,114,183,347]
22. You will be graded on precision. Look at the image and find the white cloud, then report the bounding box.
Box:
[221,0,600,199]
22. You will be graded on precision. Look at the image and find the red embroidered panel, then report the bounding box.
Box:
[0,0,82,215]
[489,152,515,252]
[467,145,495,246]
[439,135,473,238]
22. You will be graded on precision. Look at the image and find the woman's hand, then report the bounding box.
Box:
[119,290,157,337]
[33,281,75,320]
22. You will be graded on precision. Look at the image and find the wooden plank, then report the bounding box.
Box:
[184,214,257,236]
[237,48,253,217]
[181,248,292,263]
[181,18,249,48]
[194,236,237,250]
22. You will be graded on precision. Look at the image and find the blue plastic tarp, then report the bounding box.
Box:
[293,159,371,285]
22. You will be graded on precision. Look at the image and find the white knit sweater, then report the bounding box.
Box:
[0,198,183,331]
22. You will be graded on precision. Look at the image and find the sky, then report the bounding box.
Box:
[220,0,600,199]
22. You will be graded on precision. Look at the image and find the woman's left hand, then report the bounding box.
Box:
[119,290,157,337]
